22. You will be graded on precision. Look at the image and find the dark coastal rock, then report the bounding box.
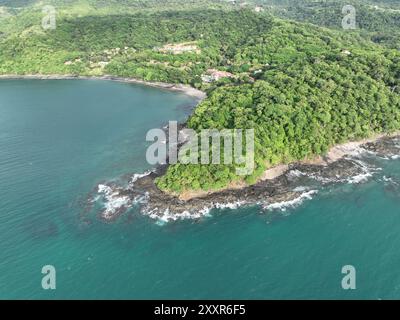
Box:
[94,135,400,221]
[292,158,366,182]
[363,136,400,157]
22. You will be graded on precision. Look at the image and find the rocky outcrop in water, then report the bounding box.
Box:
[90,135,400,222]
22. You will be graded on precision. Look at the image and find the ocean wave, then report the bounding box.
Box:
[348,158,369,168]
[287,168,347,184]
[347,172,372,184]
[373,154,400,161]
[146,206,212,224]
[262,190,318,212]
[346,158,380,184]
[130,170,153,185]
[287,169,306,178]
[293,186,310,192]
[382,176,399,186]
[215,201,246,210]
[309,174,341,184]
[95,171,153,220]
[343,145,370,158]
[144,201,247,223]
[92,143,396,223]
[383,176,394,183]
[288,169,341,184]
[97,184,131,220]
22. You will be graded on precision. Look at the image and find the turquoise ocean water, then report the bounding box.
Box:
[1,79,400,299]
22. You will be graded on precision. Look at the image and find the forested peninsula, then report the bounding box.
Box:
[0,0,399,195]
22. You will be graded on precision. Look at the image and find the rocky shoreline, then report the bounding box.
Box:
[16,74,397,222]
[0,74,207,100]
[7,74,400,221]
[93,134,400,222]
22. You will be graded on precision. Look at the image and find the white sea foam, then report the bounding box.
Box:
[130,170,153,184]
[215,201,245,210]
[293,186,309,192]
[133,192,150,205]
[97,184,111,194]
[92,170,155,220]
[343,145,369,158]
[288,169,341,184]
[309,174,340,184]
[374,154,400,160]
[347,172,372,184]
[199,207,212,216]
[382,176,399,185]
[148,207,212,223]
[95,141,397,223]
[383,176,393,183]
[349,158,370,168]
[345,158,380,184]
[287,169,306,178]
[263,190,318,212]
[89,194,101,203]
[97,184,131,219]
[144,200,247,223]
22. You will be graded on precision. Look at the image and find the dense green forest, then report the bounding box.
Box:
[250,0,400,49]
[0,0,399,194]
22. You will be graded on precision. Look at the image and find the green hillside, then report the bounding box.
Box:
[0,0,399,194]
[249,0,400,49]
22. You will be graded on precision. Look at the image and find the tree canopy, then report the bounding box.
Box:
[0,1,399,194]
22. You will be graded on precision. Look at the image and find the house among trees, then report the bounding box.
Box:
[201,69,235,83]
[156,42,201,55]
